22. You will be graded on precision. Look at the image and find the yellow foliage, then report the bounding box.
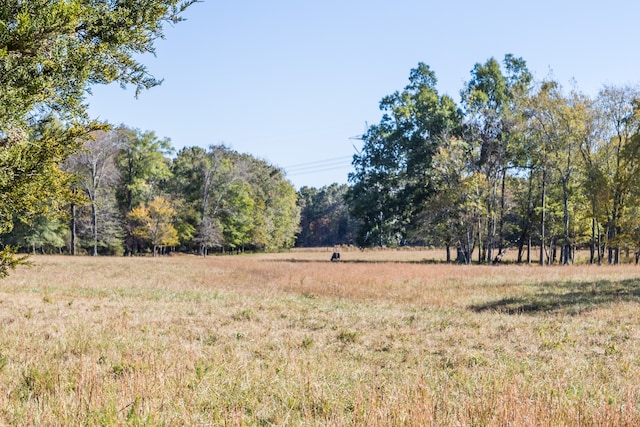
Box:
[127,196,179,253]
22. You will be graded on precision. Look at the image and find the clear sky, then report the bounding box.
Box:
[87,0,640,189]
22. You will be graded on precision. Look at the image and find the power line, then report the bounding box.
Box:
[286,161,351,174]
[286,164,352,176]
[283,156,352,171]
[284,156,352,176]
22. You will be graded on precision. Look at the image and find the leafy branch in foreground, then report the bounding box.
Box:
[0,0,196,272]
[0,246,30,279]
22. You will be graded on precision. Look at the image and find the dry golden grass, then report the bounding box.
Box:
[0,251,639,425]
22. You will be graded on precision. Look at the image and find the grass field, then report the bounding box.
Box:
[1,250,640,425]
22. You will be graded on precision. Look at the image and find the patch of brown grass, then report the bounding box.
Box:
[0,252,639,425]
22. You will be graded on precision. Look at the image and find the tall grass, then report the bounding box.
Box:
[0,252,639,425]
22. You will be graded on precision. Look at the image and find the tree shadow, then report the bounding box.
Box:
[470,278,640,316]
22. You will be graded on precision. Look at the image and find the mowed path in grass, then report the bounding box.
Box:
[1,251,640,425]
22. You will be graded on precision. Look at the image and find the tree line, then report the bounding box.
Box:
[1,127,300,256]
[2,1,639,270]
[343,55,640,265]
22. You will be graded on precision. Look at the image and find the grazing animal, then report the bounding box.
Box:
[492,248,508,265]
[331,252,340,262]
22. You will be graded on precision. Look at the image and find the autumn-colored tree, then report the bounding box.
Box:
[127,196,178,256]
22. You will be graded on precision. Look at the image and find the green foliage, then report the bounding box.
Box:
[0,246,29,279]
[0,119,85,234]
[296,184,357,247]
[459,55,533,261]
[347,55,640,264]
[2,139,301,256]
[168,145,300,253]
[248,161,300,250]
[415,137,486,261]
[220,181,256,249]
[5,215,67,254]
[595,86,640,262]
[0,0,194,270]
[116,127,174,213]
[5,29,640,266]
[348,62,462,247]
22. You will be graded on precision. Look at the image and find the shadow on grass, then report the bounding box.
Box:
[470,278,640,316]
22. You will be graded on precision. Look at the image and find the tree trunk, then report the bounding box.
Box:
[589,217,595,264]
[597,222,602,265]
[517,234,525,263]
[71,201,76,256]
[457,247,470,264]
[498,167,507,254]
[516,225,529,264]
[562,179,570,265]
[91,200,98,256]
[539,169,546,266]
[477,219,482,264]
[609,195,620,264]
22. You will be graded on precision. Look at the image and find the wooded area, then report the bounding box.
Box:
[2,128,300,256]
[2,1,640,268]
[343,55,640,265]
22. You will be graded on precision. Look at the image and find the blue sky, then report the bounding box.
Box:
[88,0,640,189]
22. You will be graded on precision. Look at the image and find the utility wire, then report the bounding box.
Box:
[284,156,352,171]
[284,156,352,176]
[286,164,352,176]
[286,161,351,174]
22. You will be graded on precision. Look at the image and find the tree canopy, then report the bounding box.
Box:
[2,128,302,257]
[346,55,640,265]
[0,0,194,274]
[346,63,462,247]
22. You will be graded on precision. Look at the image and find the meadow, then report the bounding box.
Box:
[0,249,639,425]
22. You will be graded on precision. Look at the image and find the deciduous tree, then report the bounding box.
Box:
[461,55,532,262]
[127,196,178,256]
[347,63,462,246]
[296,184,356,247]
[596,85,640,263]
[66,130,122,255]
